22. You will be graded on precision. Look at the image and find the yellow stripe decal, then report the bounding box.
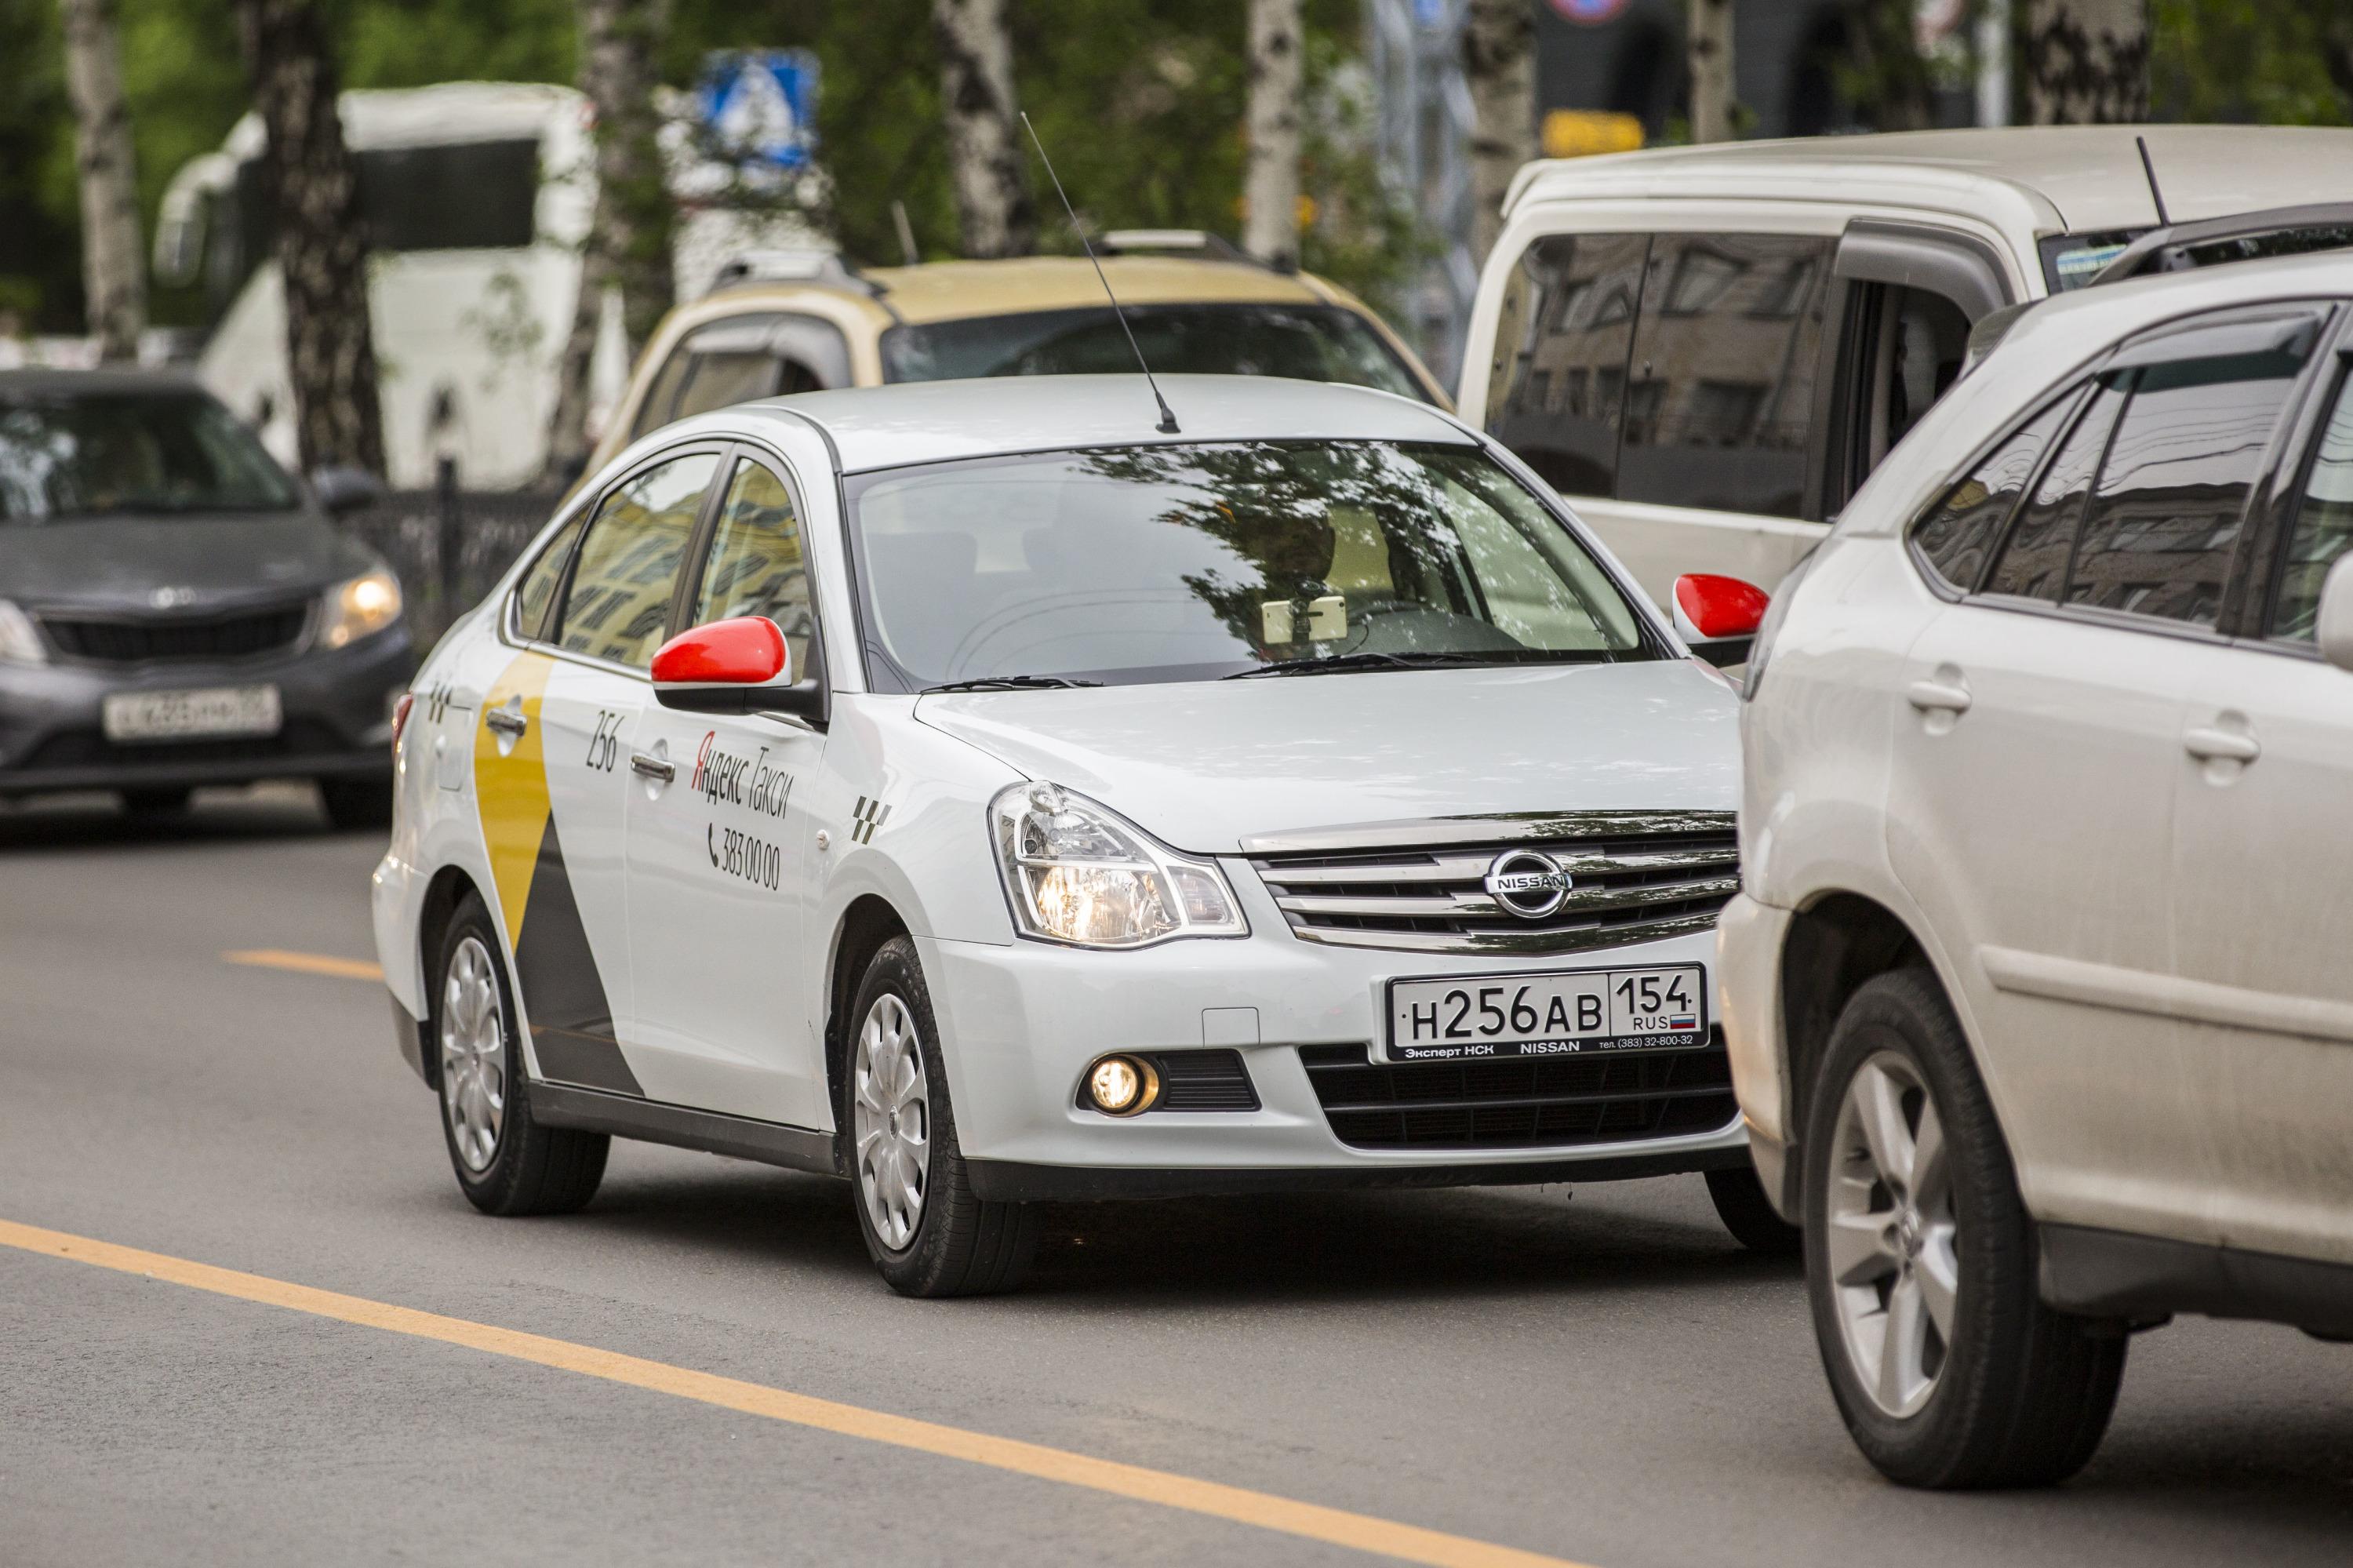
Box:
[473,651,556,948]
[223,950,384,981]
[0,1218,1589,1568]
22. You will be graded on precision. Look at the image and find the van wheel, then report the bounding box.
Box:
[1707,1165,1802,1255]
[434,893,608,1216]
[846,937,1037,1297]
[1803,968,2124,1488]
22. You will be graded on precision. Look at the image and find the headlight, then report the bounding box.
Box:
[989,782,1247,948]
[322,569,402,649]
[0,600,46,665]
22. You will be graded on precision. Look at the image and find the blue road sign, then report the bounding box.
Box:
[699,50,820,169]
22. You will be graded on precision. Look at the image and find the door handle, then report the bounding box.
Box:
[630,751,675,783]
[484,707,527,737]
[1906,679,1972,715]
[2184,726,2260,764]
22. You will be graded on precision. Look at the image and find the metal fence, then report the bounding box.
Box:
[338,486,566,650]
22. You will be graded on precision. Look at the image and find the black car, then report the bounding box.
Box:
[0,370,413,825]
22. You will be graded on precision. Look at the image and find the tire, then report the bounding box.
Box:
[1707,1164,1802,1256]
[1802,967,2125,1489]
[844,936,1037,1297]
[320,776,395,830]
[431,893,608,1217]
[121,788,193,819]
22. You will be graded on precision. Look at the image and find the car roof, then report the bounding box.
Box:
[707,254,1336,326]
[1507,125,2353,237]
[704,373,1474,474]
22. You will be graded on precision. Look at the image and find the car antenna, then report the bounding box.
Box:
[2135,135,2172,227]
[890,198,919,267]
[1020,111,1179,435]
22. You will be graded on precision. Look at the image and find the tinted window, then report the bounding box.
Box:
[1618,234,1832,519]
[235,139,539,263]
[1911,389,2082,593]
[629,351,696,442]
[1480,233,1646,498]
[693,460,813,676]
[0,391,300,520]
[1985,382,2126,603]
[513,511,586,642]
[880,304,1426,401]
[1873,287,1972,459]
[2271,369,2353,642]
[2065,347,2306,627]
[556,451,718,668]
[672,351,782,423]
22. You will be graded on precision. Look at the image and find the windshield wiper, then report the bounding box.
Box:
[921,675,1104,693]
[1225,651,1510,679]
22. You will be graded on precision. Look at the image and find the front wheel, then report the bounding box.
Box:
[846,937,1036,1297]
[1803,968,2124,1488]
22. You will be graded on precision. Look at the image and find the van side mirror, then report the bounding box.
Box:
[2318,555,2353,674]
[1671,573,1769,668]
[652,615,828,726]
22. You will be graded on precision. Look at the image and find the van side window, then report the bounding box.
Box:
[1617,234,1832,520]
[1480,233,1648,499]
[1908,388,2082,594]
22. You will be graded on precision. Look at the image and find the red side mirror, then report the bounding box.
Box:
[1672,573,1769,642]
[653,617,788,687]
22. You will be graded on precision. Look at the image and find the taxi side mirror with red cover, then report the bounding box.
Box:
[651,616,827,726]
[1671,573,1769,668]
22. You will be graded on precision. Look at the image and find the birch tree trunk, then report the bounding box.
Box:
[2021,0,2149,123]
[542,197,613,485]
[1686,0,1737,144]
[238,0,383,478]
[58,0,145,363]
[933,0,1032,259]
[1464,0,1534,266]
[1242,0,1302,271]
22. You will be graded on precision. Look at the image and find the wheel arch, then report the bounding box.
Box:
[1780,890,1930,1174]
[823,894,912,1164]
[412,864,484,1090]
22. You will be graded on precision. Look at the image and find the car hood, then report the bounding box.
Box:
[914,659,1740,854]
[0,512,374,613]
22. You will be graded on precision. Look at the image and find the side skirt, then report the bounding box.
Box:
[2040,1222,2353,1341]
[532,1081,842,1178]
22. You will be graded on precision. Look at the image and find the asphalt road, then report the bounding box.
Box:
[2,785,2348,1568]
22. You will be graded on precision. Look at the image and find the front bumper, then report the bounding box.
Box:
[1715,892,1795,1219]
[921,889,1748,1193]
[0,626,413,796]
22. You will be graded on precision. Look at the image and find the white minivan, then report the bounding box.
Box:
[1458,125,2353,604]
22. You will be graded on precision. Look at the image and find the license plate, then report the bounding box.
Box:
[1385,964,1707,1062]
[101,685,282,743]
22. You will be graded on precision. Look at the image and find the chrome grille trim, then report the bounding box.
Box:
[1239,809,1736,857]
[1249,811,1737,957]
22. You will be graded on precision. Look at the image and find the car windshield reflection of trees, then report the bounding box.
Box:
[857,440,1647,693]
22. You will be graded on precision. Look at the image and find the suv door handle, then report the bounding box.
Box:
[630,751,675,783]
[2184,726,2260,764]
[484,706,528,737]
[1906,679,1972,715]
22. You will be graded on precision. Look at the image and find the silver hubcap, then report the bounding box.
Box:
[439,935,507,1173]
[853,994,929,1251]
[1825,1051,1958,1418]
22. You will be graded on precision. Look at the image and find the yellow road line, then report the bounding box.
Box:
[224,949,384,981]
[0,1218,1589,1568]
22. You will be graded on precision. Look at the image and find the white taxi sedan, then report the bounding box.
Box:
[371,374,1775,1295]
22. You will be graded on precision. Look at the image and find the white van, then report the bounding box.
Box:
[155,83,627,489]
[1457,126,2353,603]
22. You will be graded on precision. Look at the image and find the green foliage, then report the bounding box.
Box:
[2149,0,2353,126]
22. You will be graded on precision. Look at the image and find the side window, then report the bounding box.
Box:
[1864,286,1973,467]
[2271,369,2353,641]
[670,329,786,424]
[1617,233,1833,519]
[2064,345,2308,628]
[555,451,719,668]
[1984,381,2126,603]
[1909,388,2082,593]
[628,348,695,442]
[1480,232,1647,499]
[691,459,814,677]
[511,510,586,641]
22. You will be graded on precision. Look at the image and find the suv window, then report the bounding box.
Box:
[2271,367,2353,642]
[1480,232,1647,498]
[1911,388,2083,594]
[512,510,587,641]
[1617,233,1832,520]
[691,459,815,677]
[555,450,718,668]
[1985,381,2126,603]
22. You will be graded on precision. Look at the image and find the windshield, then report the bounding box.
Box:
[846,440,1653,691]
[880,304,1430,402]
[0,391,301,521]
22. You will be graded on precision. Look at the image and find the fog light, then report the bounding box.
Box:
[1085,1054,1159,1116]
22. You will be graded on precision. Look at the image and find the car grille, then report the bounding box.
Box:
[1300,1033,1737,1151]
[40,604,311,664]
[1248,810,1739,956]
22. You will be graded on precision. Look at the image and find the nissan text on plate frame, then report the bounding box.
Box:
[370,373,1778,1296]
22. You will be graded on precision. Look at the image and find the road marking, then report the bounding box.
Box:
[224,949,384,981]
[0,1219,1590,1568]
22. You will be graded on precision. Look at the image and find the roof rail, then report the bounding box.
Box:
[1097,229,1267,268]
[2089,202,2353,286]
[707,249,880,298]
